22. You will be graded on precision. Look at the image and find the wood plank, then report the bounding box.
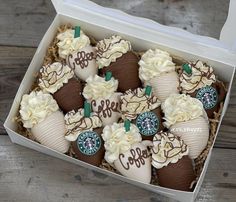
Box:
[0,136,235,202]
[0,0,229,47]
[0,46,236,149]
[0,0,55,47]
[0,46,35,134]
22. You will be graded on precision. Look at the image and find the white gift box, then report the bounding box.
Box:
[4,0,236,201]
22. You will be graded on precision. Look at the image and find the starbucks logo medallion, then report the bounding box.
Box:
[77,131,101,156]
[196,86,218,109]
[136,112,159,136]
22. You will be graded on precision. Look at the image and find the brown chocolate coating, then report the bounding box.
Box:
[72,127,105,167]
[100,51,142,92]
[156,156,196,191]
[53,78,84,113]
[189,81,226,118]
[133,107,164,141]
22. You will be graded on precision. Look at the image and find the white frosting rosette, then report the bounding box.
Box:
[139,48,179,102]
[96,35,131,69]
[180,60,216,93]
[38,62,74,94]
[64,109,102,141]
[83,75,118,100]
[121,88,161,120]
[139,48,175,81]
[57,29,90,59]
[102,123,142,164]
[19,91,59,128]
[151,132,189,169]
[162,94,204,128]
[162,94,209,159]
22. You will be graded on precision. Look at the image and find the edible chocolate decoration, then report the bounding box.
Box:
[53,78,84,113]
[121,88,164,140]
[68,50,95,70]
[105,71,112,81]
[91,99,120,118]
[124,119,131,132]
[74,26,81,38]
[100,51,142,92]
[119,147,151,170]
[65,111,101,137]
[140,107,164,141]
[156,156,196,191]
[190,82,226,118]
[84,101,91,118]
[121,88,160,118]
[39,63,74,91]
[180,61,227,118]
[145,85,152,96]
[72,127,105,166]
[182,63,192,75]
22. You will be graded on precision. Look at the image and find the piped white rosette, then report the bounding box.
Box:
[64,108,102,142]
[139,48,179,102]
[83,74,121,126]
[162,94,209,159]
[38,62,74,94]
[57,27,90,59]
[19,91,70,153]
[102,122,152,183]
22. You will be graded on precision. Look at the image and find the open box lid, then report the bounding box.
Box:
[51,0,236,66]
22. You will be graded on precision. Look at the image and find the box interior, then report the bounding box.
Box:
[4,12,236,202]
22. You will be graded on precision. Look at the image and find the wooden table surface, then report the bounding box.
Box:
[0,0,235,201]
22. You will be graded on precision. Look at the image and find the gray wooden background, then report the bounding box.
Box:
[0,0,235,202]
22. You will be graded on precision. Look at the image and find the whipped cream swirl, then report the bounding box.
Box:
[20,91,59,128]
[102,123,142,164]
[139,48,176,81]
[83,75,118,100]
[57,29,90,59]
[162,94,203,128]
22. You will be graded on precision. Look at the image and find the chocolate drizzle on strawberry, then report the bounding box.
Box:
[96,36,131,62]
[179,60,216,93]
[65,111,101,136]
[151,132,188,165]
[39,62,73,89]
[121,88,160,120]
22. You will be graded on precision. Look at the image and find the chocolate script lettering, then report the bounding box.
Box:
[68,51,95,69]
[91,99,119,118]
[119,147,150,170]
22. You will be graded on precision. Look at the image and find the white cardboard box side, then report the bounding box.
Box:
[4,1,236,202]
[52,0,236,66]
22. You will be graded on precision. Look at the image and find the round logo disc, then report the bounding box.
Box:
[77,131,101,156]
[196,86,218,109]
[136,112,159,136]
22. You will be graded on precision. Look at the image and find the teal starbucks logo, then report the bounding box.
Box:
[136,112,159,136]
[196,86,218,109]
[77,131,101,156]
